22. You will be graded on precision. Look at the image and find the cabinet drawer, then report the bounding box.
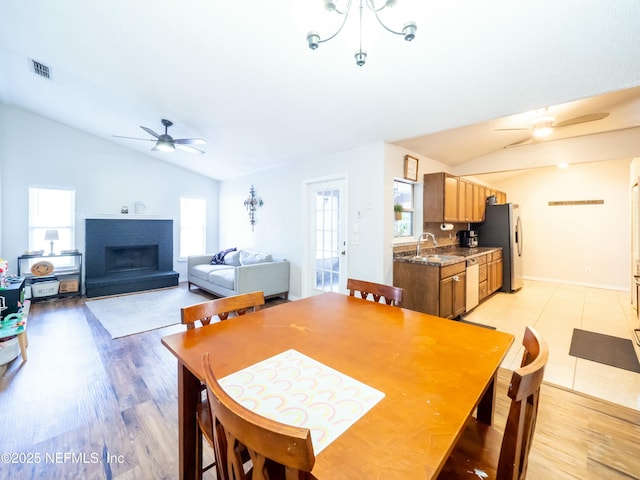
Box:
[491,250,502,261]
[479,263,487,282]
[479,280,488,299]
[440,261,466,279]
[477,254,487,265]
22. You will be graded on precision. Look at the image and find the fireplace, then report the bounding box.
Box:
[85,219,178,297]
[105,245,158,275]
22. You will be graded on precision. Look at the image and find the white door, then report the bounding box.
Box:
[304,178,347,297]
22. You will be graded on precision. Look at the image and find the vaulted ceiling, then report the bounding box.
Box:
[1,1,639,180]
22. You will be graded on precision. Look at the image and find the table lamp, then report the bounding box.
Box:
[44,229,59,256]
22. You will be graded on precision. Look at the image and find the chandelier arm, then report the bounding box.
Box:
[316,3,353,45]
[373,9,407,36]
[327,0,352,15]
[365,0,388,13]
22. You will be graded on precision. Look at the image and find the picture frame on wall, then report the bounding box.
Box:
[404,155,419,181]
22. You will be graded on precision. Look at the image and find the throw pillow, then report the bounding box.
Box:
[210,247,237,265]
[239,250,273,265]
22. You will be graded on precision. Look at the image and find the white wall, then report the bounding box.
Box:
[218,142,387,300]
[487,159,631,290]
[0,105,220,281]
[3,104,631,295]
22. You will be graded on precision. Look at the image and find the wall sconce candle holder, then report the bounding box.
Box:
[243,185,264,231]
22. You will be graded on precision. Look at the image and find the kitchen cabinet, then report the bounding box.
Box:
[488,250,503,294]
[393,259,466,318]
[424,172,506,223]
[439,262,466,318]
[424,172,459,223]
[474,183,486,222]
[459,178,474,222]
[478,254,489,300]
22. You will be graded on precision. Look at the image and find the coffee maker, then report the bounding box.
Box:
[459,230,478,247]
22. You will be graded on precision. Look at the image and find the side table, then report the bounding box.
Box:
[0,300,29,363]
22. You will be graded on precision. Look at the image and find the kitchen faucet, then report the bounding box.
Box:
[417,232,438,256]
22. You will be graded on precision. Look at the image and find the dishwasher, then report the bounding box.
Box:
[466,257,479,311]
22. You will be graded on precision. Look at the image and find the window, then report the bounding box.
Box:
[394,180,414,238]
[28,187,75,253]
[314,187,341,293]
[180,198,206,257]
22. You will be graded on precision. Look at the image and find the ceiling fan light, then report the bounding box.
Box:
[532,115,554,138]
[153,139,175,152]
[532,126,552,139]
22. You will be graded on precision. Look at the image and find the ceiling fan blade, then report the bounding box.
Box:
[112,135,155,141]
[505,136,532,148]
[174,138,207,145]
[494,128,531,132]
[553,113,609,128]
[176,143,206,155]
[140,126,161,138]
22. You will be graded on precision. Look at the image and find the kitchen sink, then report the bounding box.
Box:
[410,254,464,263]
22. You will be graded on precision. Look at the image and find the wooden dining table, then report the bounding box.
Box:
[161,292,514,479]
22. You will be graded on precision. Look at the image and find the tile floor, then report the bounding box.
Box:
[463,279,640,411]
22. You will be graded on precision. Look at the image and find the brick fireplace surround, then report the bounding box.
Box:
[85,218,179,298]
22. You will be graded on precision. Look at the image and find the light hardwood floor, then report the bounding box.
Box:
[0,284,639,479]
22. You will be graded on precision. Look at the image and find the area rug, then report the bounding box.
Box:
[569,329,640,373]
[86,287,209,339]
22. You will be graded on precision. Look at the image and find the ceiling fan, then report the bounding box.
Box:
[114,119,207,154]
[496,111,610,147]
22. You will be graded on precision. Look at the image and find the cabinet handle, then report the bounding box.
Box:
[453,275,459,282]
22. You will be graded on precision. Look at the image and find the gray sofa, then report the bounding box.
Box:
[187,250,290,299]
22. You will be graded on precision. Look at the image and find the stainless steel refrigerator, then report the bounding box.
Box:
[477,203,523,292]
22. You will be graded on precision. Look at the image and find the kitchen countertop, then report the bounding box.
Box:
[394,246,502,266]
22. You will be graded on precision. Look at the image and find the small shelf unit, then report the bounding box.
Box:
[17,252,82,300]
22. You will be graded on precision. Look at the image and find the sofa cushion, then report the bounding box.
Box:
[208,268,235,290]
[239,250,273,265]
[224,250,241,266]
[191,264,234,282]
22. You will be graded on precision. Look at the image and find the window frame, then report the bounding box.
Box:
[28,186,76,254]
[179,197,207,259]
[393,179,416,240]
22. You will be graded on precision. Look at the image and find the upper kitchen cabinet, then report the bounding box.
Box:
[424,172,459,222]
[474,183,486,221]
[459,178,474,222]
[424,173,507,223]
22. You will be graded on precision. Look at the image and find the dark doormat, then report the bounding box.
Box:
[569,329,640,373]
[457,317,496,330]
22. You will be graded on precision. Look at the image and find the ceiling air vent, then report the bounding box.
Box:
[31,60,51,79]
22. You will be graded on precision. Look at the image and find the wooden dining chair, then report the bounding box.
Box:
[181,290,265,330]
[201,351,316,480]
[346,278,404,307]
[437,326,549,480]
[181,291,265,479]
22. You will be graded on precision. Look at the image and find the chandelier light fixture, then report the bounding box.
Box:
[305,0,417,66]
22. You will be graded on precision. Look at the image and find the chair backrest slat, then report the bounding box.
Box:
[346,278,404,307]
[181,291,265,330]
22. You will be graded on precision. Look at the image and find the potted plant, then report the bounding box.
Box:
[394,203,403,220]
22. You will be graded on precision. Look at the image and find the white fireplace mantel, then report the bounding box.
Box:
[81,214,172,220]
